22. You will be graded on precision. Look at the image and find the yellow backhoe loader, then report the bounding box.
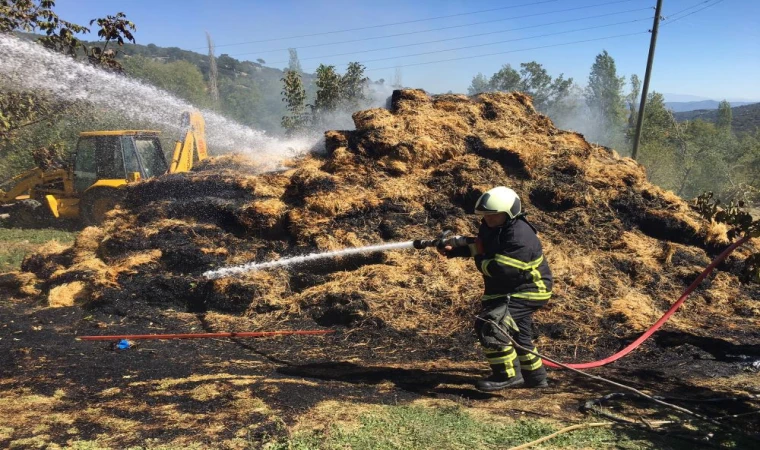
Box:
[0,111,208,226]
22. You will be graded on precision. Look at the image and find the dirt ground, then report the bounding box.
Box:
[2,286,759,449]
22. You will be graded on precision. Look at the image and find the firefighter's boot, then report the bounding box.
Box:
[475,371,525,391]
[519,349,548,388]
[475,346,524,392]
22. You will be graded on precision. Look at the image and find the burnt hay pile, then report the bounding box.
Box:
[7,90,760,357]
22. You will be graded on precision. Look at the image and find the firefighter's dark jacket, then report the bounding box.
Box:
[447,217,553,303]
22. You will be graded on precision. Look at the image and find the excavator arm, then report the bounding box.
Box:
[0,167,68,204]
[168,111,208,174]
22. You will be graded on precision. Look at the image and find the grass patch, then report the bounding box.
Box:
[0,228,75,272]
[268,405,659,450]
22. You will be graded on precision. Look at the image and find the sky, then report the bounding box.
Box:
[54,0,760,102]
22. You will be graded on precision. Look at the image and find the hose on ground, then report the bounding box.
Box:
[543,235,751,369]
[480,317,760,444]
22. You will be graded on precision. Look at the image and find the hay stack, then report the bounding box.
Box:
[14,90,760,356]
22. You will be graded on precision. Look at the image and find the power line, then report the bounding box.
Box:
[265,7,652,65]
[662,0,726,26]
[301,17,651,71]
[363,30,649,72]
[227,0,641,56]
[197,0,562,49]
[662,0,713,19]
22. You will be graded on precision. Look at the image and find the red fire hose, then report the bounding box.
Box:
[78,330,334,341]
[544,235,751,369]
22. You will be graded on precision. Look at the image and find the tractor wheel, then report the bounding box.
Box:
[81,188,123,226]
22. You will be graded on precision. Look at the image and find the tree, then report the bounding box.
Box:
[340,62,367,110]
[216,54,238,72]
[518,62,572,111]
[677,119,730,197]
[256,58,265,64]
[717,100,732,131]
[311,64,341,116]
[280,69,307,134]
[585,50,627,147]
[519,62,551,105]
[626,74,641,130]
[637,92,673,146]
[121,56,209,107]
[288,48,302,73]
[632,90,760,202]
[467,62,572,111]
[218,78,262,127]
[0,92,67,143]
[636,93,732,198]
[1,0,88,57]
[0,1,137,143]
[468,73,491,95]
[86,12,136,72]
[636,92,684,186]
[736,131,760,187]
[489,64,521,92]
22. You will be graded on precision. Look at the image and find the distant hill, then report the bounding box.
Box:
[116,41,321,134]
[666,100,756,112]
[673,102,760,135]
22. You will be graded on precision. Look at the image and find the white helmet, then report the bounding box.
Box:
[474,186,521,219]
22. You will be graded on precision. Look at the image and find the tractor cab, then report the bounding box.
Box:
[73,131,168,192]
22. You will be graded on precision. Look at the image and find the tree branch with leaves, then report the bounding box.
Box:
[280,69,307,134]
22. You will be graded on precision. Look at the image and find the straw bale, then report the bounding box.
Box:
[20,240,72,279]
[75,227,105,254]
[313,229,365,252]
[704,271,739,307]
[248,198,287,222]
[48,281,88,307]
[374,176,428,205]
[615,232,663,271]
[193,153,264,173]
[609,289,660,331]
[0,271,39,297]
[112,249,163,276]
[304,187,382,217]
[352,108,396,130]
[704,220,730,246]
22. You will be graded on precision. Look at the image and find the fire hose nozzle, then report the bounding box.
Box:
[413,239,436,249]
[413,235,474,250]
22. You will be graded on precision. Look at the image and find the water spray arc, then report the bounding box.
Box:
[202,234,471,279]
[203,241,416,279]
[0,34,314,166]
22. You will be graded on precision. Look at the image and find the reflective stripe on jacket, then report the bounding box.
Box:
[449,217,553,302]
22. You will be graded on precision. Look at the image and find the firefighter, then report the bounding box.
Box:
[439,186,553,391]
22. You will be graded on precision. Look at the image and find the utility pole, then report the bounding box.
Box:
[631,0,664,160]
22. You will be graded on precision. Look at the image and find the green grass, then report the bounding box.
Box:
[0,228,75,272]
[268,405,655,450]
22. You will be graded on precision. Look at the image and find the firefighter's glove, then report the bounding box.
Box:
[436,230,454,255]
[475,303,519,350]
[436,230,454,248]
